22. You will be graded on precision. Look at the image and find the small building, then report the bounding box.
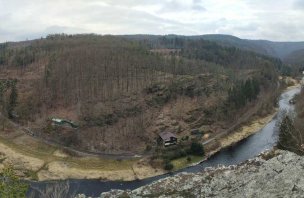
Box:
[159,132,177,147]
[50,118,78,129]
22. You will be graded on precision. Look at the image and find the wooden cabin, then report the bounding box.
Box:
[159,132,177,147]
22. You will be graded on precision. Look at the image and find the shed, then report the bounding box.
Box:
[50,118,78,129]
[159,132,177,146]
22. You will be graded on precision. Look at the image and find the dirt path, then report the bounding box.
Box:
[0,115,142,181]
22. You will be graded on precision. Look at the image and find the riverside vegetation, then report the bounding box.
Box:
[278,84,304,155]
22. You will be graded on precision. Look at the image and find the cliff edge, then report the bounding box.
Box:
[77,150,304,198]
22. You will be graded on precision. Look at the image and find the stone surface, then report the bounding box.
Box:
[78,150,304,198]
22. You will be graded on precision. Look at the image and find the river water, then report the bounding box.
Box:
[28,86,301,197]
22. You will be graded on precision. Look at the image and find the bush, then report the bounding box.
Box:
[181,136,189,141]
[162,147,188,161]
[278,115,304,155]
[187,156,192,162]
[0,166,29,197]
[145,145,152,152]
[189,142,204,156]
[60,132,80,147]
[164,162,174,171]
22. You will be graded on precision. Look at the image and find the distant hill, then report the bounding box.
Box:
[197,34,269,55]
[284,49,304,69]
[122,34,304,63]
[246,39,304,59]
[196,34,304,60]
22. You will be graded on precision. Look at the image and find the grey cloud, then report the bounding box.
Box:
[43,25,86,34]
[0,28,13,42]
[92,0,160,7]
[0,0,304,42]
[81,4,187,34]
[159,1,186,13]
[235,23,258,32]
[192,0,206,11]
[158,0,206,13]
[294,0,304,9]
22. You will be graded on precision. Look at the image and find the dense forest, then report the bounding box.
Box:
[0,34,289,154]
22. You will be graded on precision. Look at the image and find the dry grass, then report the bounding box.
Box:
[220,112,276,148]
[0,129,140,181]
[171,155,204,170]
[132,158,165,179]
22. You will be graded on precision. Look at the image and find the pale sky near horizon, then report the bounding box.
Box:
[1,0,304,42]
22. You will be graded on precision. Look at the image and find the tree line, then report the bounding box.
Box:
[0,34,283,153]
[227,78,260,109]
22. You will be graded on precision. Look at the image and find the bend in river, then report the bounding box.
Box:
[28,86,301,197]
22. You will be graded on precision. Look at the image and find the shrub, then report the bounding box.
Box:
[0,166,29,197]
[145,145,152,152]
[164,162,174,171]
[162,147,188,161]
[278,115,304,155]
[181,136,189,141]
[189,142,204,156]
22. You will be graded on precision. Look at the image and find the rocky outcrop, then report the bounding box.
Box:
[77,150,304,198]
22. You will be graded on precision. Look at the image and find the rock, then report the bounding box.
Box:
[77,150,304,198]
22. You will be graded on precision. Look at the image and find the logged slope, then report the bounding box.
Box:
[0,34,282,154]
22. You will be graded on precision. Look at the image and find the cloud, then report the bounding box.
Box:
[294,0,304,9]
[192,0,206,11]
[0,0,303,42]
[158,0,206,13]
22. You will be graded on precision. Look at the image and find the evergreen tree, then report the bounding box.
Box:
[8,80,18,119]
[278,116,297,152]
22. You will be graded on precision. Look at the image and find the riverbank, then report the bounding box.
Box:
[0,107,278,182]
[167,82,301,172]
[90,149,304,198]
[0,83,299,182]
[168,108,277,171]
[219,111,277,148]
[30,84,301,197]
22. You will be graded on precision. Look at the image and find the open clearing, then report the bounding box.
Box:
[0,124,142,181]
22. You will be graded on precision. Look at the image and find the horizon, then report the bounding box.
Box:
[2,33,304,44]
[1,0,304,43]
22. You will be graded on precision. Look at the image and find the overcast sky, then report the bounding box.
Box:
[1,0,304,42]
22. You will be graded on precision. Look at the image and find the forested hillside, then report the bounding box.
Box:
[284,49,304,71]
[0,34,286,154]
[123,34,304,74]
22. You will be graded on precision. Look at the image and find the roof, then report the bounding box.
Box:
[51,118,63,123]
[51,118,79,128]
[159,132,177,140]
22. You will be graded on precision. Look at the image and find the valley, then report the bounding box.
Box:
[0,34,303,197]
[2,0,304,197]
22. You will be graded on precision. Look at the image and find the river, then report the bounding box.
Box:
[28,86,301,197]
